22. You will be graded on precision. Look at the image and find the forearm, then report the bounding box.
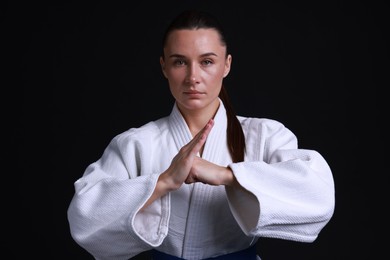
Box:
[141,171,179,211]
[223,166,239,187]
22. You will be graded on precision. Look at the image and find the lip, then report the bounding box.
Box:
[183,91,205,98]
[183,90,204,94]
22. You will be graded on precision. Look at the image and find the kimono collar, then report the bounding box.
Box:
[168,99,229,163]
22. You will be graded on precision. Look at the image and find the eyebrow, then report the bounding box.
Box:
[168,52,219,58]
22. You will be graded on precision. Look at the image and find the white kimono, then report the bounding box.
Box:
[67,100,335,260]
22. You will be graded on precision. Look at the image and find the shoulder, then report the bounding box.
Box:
[238,116,298,154]
[112,116,169,147]
[238,116,297,144]
[238,116,288,133]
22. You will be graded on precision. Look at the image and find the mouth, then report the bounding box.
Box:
[183,91,205,98]
[184,91,203,94]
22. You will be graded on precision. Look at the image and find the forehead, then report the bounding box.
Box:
[164,29,226,55]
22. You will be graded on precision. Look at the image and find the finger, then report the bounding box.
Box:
[193,118,214,146]
[188,119,214,155]
[184,176,194,184]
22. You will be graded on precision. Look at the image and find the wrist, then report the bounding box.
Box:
[159,171,181,192]
[223,166,236,186]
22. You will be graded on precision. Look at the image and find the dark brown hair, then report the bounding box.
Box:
[162,10,246,162]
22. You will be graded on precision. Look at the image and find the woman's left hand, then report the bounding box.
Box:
[185,157,236,186]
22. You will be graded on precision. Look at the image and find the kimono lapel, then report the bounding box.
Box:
[168,103,193,152]
[167,100,232,259]
[168,99,229,164]
[201,101,229,164]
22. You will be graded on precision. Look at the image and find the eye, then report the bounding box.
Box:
[173,59,186,66]
[201,59,214,66]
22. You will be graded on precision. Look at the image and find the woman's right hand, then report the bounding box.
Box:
[141,119,214,210]
[161,118,214,190]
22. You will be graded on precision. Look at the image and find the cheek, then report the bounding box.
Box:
[166,70,183,96]
[167,69,185,83]
[204,66,225,81]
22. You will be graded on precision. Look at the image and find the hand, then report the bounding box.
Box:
[160,118,215,190]
[185,157,235,186]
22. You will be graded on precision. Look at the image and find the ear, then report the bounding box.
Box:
[223,54,232,78]
[160,57,168,78]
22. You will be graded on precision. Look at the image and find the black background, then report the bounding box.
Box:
[7,0,384,259]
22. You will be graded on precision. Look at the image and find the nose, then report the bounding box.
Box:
[185,63,199,85]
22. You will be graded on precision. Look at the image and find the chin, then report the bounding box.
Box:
[178,99,206,110]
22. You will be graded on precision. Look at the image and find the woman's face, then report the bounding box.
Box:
[161,29,231,115]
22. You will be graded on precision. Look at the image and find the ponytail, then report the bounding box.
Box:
[219,86,246,162]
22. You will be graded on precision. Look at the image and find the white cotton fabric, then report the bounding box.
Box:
[67,100,335,260]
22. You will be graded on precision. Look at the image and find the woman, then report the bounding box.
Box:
[67,9,335,260]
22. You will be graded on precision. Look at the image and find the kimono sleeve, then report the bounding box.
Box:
[226,118,335,243]
[67,130,170,260]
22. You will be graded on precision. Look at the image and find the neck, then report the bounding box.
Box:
[178,99,220,137]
